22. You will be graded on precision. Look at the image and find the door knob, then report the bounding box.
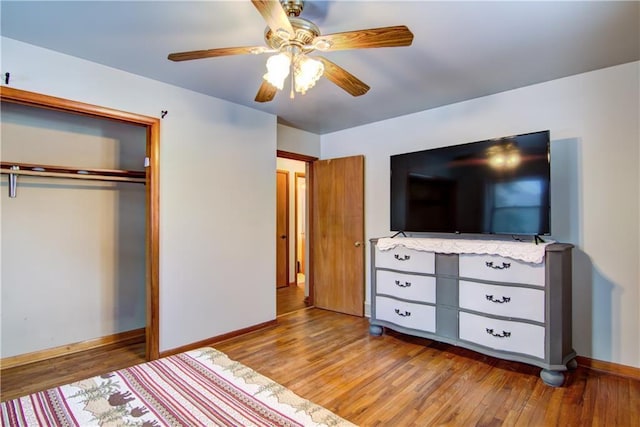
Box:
[280,235,286,239]
[354,241,362,247]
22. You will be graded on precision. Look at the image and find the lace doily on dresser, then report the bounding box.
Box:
[376,237,553,264]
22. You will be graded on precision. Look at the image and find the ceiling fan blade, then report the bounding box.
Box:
[315,25,414,51]
[168,46,265,62]
[317,56,370,97]
[251,0,295,39]
[255,80,278,103]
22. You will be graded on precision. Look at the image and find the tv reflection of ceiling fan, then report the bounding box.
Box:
[167,0,414,102]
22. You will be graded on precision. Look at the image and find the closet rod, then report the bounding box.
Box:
[2,168,146,183]
[1,161,146,184]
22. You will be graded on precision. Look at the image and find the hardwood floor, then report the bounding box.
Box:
[277,282,308,315]
[1,342,146,402]
[2,308,638,426]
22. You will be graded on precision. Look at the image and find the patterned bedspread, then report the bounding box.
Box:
[1,347,356,427]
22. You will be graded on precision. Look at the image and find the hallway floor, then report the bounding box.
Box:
[277,282,308,315]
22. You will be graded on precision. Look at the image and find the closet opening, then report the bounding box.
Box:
[0,87,160,364]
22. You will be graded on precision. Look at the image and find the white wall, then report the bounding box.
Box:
[321,62,640,368]
[1,37,278,353]
[277,124,320,158]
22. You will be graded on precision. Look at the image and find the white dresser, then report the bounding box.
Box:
[369,237,576,386]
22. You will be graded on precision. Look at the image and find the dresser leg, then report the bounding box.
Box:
[540,369,565,387]
[567,358,578,370]
[369,324,384,336]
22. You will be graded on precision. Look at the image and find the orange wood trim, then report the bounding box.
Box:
[158,319,278,358]
[146,116,161,361]
[294,172,305,278]
[576,355,640,381]
[306,161,315,306]
[285,169,290,287]
[0,328,145,370]
[0,86,158,126]
[1,86,161,362]
[277,150,318,162]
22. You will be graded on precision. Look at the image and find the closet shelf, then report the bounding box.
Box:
[1,161,146,183]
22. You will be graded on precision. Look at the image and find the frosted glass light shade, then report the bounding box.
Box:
[294,57,324,94]
[263,53,291,90]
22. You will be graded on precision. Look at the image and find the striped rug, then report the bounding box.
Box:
[1,347,356,427]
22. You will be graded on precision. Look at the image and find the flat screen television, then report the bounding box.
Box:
[390,130,551,236]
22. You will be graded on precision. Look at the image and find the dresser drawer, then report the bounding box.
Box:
[375,296,436,333]
[459,280,544,322]
[459,312,544,359]
[375,247,435,273]
[459,254,545,286]
[376,270,436,303]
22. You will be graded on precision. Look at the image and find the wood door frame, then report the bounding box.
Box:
[294,172,306,279]
[0,86,160,360]
[276,169,290,288]
[277,150,318,305]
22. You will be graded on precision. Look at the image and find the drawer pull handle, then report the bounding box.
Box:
[394,280,412,288]
[394,309,411,317]
[485,261,511,270]
[486,328,511,338]
[485,294,511,304]
[394,254,411,261]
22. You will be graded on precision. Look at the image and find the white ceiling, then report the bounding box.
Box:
[1,1,638,134]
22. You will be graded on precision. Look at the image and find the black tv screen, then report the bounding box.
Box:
[390,130,551,236]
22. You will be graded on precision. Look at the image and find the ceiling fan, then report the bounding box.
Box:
[167,0,414,102]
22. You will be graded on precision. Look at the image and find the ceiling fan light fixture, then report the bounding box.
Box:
[294,56,324,94]
[263,52,291,90]
[168,0,415,103]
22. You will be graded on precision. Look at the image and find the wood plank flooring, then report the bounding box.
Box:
[2,308,639,426]
[1,342,146,402]
[277,282,308,315]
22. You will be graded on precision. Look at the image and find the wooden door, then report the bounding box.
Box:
[312,155,365,316]
[276,170,289,288]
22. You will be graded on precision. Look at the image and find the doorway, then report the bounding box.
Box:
[276,152,315,315]
[275,151,365,318]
